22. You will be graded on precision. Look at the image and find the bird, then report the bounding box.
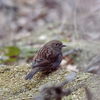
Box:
[25,40,66,80]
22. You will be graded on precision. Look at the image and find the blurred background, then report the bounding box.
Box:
[0,0,100,65]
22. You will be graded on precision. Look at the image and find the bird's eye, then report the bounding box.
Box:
[55,43,58,46]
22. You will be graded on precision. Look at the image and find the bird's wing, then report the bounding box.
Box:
[31,47,61,69]
[31,57,52,69]
[32,54,62,69]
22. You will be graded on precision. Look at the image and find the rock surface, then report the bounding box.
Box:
[0,64,99,99]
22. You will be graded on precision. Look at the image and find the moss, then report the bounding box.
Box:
[62,87,87,100]
[0,67,11,73]
[0,64,94,99]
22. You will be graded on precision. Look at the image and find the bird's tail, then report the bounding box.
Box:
[25,67,40,80]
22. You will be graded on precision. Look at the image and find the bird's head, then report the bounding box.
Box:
[45,40,66,52]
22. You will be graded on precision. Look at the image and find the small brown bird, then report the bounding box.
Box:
[25,40,66,80]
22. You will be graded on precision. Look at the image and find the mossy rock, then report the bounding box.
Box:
[0,64,100,100]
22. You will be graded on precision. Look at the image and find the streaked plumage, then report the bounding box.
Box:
[25,40,66,80]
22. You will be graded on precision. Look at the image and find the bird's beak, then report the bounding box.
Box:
[62,44,66,47]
